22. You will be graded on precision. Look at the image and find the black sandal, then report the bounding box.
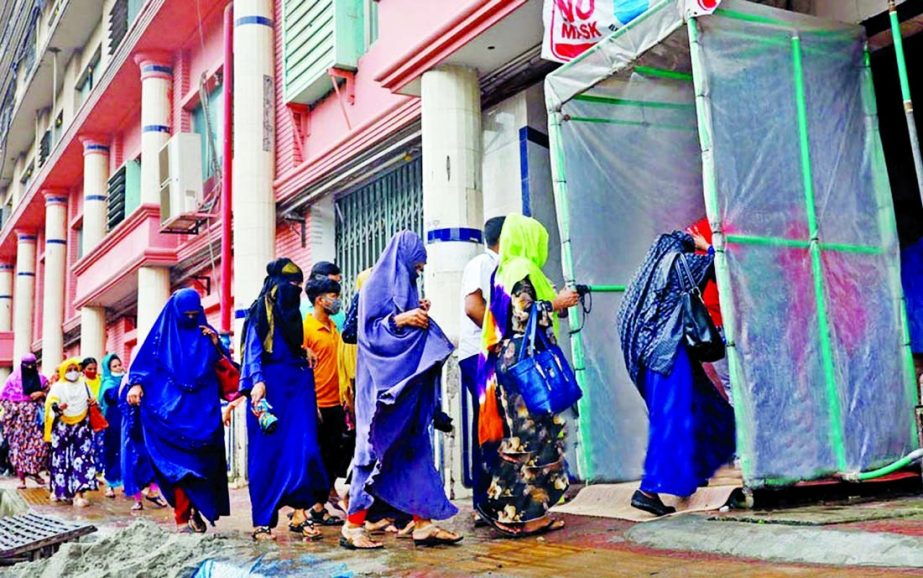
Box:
[310,508,344,526]
[252,526,274,541]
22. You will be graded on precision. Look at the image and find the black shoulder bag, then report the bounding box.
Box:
[675,253,726,363]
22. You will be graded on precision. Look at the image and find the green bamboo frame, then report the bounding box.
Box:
[547,5,917,485]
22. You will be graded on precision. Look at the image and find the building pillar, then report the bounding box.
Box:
[421,65,483,500]
[80,307,106,362]
[136,267,171,346]
[421,65,483,341]
[79,137,110,254]
[78,136,109,361]
[134,53,175,347]
[12,230,37,362]
[0,262,13,381]
[134,52,173,205]
[231,0,276,482]
[42,190,69,368]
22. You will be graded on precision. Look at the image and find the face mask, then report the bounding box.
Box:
[64,370,80,382]
[323,297,342,315]
[111,371,125,378]
[278,283,302,309]
[178,313,199,328]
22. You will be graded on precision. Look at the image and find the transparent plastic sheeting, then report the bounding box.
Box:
[546,0,916,485]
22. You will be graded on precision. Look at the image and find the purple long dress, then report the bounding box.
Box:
[348,232,457,521]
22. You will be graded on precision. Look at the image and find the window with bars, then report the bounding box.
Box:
[75,47,101,112]
[335,157,423,299]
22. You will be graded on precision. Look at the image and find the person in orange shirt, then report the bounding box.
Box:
[303,277,351,527]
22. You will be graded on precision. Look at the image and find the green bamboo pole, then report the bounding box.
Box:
[862,44,920,445]
[688,18,755,481]
[889,0,923,210]
[566,117,696,132]
[633,65,693,82]
[573,94,695,110]
[726,234,881,254]
[587,285,627,293]
[548,108,596,481]
[792,34,848,472]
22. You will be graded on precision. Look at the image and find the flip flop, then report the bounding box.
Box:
[412,525,464,547]
[145,495,168,508]
[339,527,383,550]
[310,508,344,526]
[188,511,207,534]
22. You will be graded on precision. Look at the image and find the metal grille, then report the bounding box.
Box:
[335,156,423,298]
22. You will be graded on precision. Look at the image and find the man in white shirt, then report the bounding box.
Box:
[458,216,505,515]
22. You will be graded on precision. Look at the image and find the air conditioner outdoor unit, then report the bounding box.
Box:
[159,132,203,228]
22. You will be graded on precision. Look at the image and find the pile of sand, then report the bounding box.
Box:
[5,519,252,578]
[0,489,29,517]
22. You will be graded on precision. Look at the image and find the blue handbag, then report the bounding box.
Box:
[507,304,582,415]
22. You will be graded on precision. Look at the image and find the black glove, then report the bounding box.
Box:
[433,411,454,433]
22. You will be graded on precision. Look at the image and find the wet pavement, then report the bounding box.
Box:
[3,477,923,577]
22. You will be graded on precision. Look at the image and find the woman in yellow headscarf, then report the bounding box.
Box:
[45,357,99,507]
[476,214,580,537]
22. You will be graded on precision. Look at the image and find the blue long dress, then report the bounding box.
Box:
[119,378,156,497]
[128,289,230,523]
[99,353,122,488]
[240,324,329,528]
[349,232,457,521]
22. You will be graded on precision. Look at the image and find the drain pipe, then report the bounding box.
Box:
[220,2,233,337]
[889,0,923,208]
[840,448,923,482]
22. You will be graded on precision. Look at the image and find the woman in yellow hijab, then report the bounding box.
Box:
[46,358,99,507]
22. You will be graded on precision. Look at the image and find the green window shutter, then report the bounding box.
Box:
[284,0,365,105]
[107,165,127,230]
[124,158,141,215]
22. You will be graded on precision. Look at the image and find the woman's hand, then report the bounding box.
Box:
[687,226,710,252]
[200,325,220,346]
[29,391,45,401]
[58,403,69,411]
[552,288,580,312]
[222,397,245,426]
[395,309,429,329]
[419,299,431,313]
[250,382,267,407]
[127,385,144,406]
[87,398,98,407]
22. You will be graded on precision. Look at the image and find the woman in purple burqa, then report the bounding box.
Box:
[342,231,463,550]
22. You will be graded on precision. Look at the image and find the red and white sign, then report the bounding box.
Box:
[543,0,621,63]
[542,1,722,63]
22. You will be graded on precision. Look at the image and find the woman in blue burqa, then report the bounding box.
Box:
[240,258,329,542]
[342,231,462,550]
[617,229,735,517]
[126,288,230,533]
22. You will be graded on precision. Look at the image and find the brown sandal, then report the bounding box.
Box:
[339,526,383,550]
[252,526,275,541]
[412,524,463,547]
[301,520,322,542]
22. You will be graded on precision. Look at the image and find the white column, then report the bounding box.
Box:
[0,262,13,381]
[80,306,106,362]
[231,0,276,482]
[12,230,37,362]
[134,53,173,205]
[136,267,171,346]
[77,137,109,363]
[133,53,175,347]
[79,136,110,254]
[41,190,69,368]
[421,66,483,341]
[421,65,483,500]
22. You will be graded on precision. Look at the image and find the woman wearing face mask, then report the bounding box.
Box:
[126,288,230,533]
[342,231,461,550]
[98,353,124,498]
[241,258,329,542]
[45,358,99,507]
[0,354,49,489]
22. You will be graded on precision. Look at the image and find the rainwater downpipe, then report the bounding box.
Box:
[889,0,923,208]
[220,2,234,336]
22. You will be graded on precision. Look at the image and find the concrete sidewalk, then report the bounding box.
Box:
[2,477,923,577]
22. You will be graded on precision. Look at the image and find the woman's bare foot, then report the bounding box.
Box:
[412,520,463,546]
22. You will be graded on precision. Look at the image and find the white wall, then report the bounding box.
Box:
[814,0,903,23]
